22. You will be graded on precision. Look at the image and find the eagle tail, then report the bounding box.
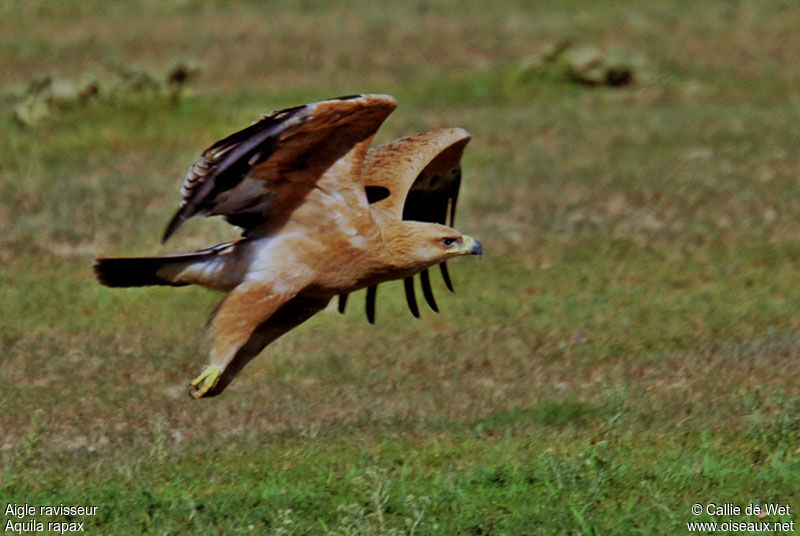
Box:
[94,242,234,288]
[93,256,191,287]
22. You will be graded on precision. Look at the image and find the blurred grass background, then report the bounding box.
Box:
[1,0,799,533]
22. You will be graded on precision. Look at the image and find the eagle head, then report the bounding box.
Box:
[384,221,482,275]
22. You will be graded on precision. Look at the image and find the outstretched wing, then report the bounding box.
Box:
[365,128,470,222]
[337,128,471,322]
[163,94,397,242]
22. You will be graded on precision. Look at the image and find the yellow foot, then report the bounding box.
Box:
[189,365,222,399]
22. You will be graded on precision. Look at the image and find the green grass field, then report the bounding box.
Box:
[1,1,799,533]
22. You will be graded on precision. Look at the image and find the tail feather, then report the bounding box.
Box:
[94,257,192,287]
[94,241,236,288]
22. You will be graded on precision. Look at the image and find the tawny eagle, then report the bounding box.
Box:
[94,94,482,398]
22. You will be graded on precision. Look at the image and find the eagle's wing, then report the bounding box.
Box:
[364,128,470,222]
[162,94,397,242]
[337,128,471,322]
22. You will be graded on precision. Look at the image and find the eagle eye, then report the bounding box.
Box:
[442,237,458,247]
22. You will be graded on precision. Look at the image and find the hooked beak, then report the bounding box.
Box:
[461,235,483,256]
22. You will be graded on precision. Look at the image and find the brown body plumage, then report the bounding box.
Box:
[94,94,481,398]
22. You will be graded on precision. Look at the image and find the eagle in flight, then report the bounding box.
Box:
[94,94,482,398]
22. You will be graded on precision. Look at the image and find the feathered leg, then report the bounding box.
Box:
[190,283,327,398]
